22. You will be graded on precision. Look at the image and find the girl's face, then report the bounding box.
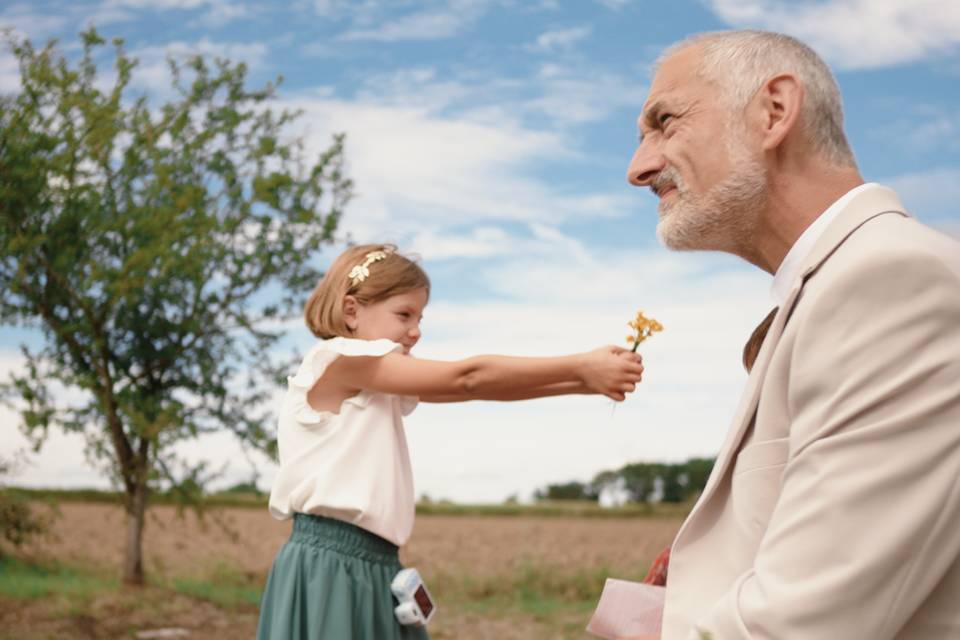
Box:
[349,288,428,354]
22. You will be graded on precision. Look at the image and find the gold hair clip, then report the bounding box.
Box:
[348,249,391,286]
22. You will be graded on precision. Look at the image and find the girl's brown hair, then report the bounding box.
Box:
[304,244,431,339]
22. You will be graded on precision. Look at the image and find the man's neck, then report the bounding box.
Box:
[750,166,864,274]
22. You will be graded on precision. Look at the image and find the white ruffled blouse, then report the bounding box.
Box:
[267,337,419,546]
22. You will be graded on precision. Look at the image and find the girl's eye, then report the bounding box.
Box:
[397,312,410,319]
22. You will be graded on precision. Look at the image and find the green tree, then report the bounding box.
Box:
[534,480,594,502]
[587,469,620,502]
[617,462,660,503]
[0,29,351,584]
[659,463,686,503]
[0,456,56,555]
[680,457,715,499]
[589,458,716,504]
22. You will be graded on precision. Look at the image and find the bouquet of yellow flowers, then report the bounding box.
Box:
[626,310,663,353]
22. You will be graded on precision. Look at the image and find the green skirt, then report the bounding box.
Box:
[257,514,430,640]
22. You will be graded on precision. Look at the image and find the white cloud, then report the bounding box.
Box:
[249,55,650,258]
[527,64,648,125]
[285,93,630,244]
[102,0,252,23]
[872,105,960,155]
[353,67,476,112]
[707,0,960,70]
[0,350,98,486]
[532,25,592,52]
[883,167,960,218]
[1,0,252,37]
[125,38,269,93]
[338,0,490,42]
[1,346,278,492]
[906,114,960,152]
[82,5,138,27]
[409,226,516,260]
[407,222,593,263]
[312,0,346,14]
[528,222,593,265]
[352,61,649,128]
[110,0,210,9]
[0,4,70,41]
[189,0,253,27]
[596,0,631,9]
[312,0,382,20]
[0,350,25,381]
[0,50,20,94]
[479,249,756,307]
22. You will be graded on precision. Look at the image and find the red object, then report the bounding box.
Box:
[643,546,670,586]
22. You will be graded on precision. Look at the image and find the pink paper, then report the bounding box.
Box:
[586,578,665,639]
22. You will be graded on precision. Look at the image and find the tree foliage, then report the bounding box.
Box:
[0,28,352,583]
[597,458,715,503]
[535,458,716,505]
[0,456,56,555]
[534,480,597,502]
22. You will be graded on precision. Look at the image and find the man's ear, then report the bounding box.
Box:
[343,295,360,332]
[755,73,803,152]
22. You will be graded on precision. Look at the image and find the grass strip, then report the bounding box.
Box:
[0,556,117,601]
[7,488,694,518]
[170,577,262,608]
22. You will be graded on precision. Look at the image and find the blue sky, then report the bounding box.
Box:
[3,0,960,502]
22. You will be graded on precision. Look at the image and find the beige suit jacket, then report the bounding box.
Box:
[661,185,960,639]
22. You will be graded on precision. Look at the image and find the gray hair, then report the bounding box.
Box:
[659,30,856,168]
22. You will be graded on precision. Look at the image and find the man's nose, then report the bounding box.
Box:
[626,139,665,187]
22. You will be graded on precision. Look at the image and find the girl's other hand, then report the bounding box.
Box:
[580,346,644,401]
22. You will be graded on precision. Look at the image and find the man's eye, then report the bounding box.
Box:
[659,113,675,128]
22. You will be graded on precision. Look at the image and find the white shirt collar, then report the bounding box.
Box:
[771,182,879,306]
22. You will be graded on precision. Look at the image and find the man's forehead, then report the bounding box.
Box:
[647,49,699,98]
[639,47,704,122]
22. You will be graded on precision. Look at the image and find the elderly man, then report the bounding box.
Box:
[624,30,960,639]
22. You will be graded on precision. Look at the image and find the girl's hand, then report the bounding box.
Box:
[579,346,644,401]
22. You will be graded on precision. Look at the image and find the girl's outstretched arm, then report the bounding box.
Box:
[420,380,594,403]
[328,346,644,402]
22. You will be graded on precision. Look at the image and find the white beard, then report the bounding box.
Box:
[655,132,767,255]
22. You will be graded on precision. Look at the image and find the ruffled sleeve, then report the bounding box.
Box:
[288,338,416,424]
[396,394,419,416]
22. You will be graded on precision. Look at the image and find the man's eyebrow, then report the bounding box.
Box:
[637,99,666,143]
[642,99,666,129]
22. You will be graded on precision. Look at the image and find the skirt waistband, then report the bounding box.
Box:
[290,513,399,565]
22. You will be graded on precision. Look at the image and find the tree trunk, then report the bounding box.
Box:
[122,477,148,585]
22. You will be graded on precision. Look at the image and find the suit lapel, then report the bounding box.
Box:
[676,186,909,532]
[693,285,800,502]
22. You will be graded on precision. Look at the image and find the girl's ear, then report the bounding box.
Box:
[343,295,360,332]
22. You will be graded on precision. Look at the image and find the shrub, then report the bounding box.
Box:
[0,457,56,554]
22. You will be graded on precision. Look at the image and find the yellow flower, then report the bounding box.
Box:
[625,310,663,352]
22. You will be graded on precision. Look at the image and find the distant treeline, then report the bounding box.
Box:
[535,458,716,504]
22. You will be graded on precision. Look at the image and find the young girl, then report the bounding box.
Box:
[257,244,644,639]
